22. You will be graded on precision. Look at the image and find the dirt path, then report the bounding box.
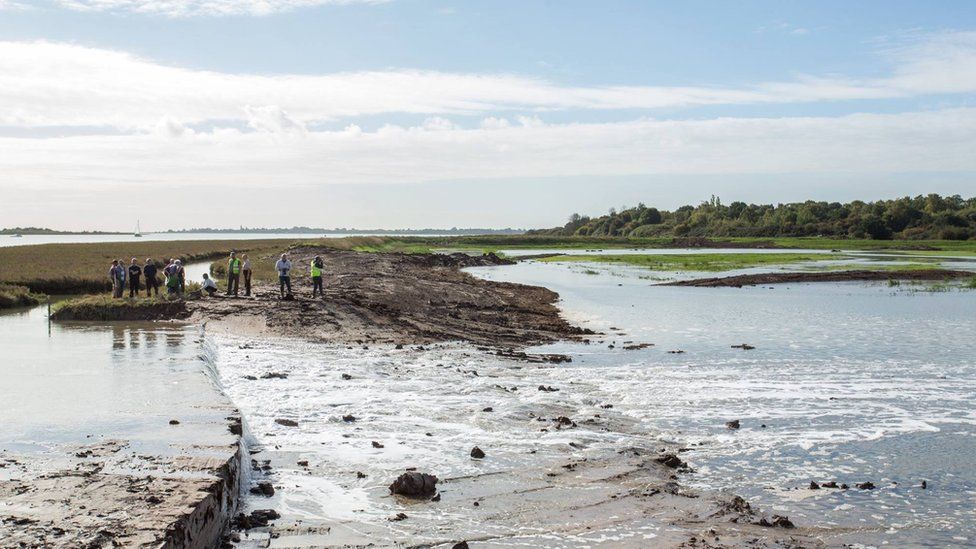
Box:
[664,268,974,287]
[191,249,593,348]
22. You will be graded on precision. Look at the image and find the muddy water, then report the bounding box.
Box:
[473,260,976,547]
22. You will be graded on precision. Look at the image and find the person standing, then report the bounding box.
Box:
[128,258,142,298]
[310,255,324,298]
[241,253,252,296]
[116,258,127,297]
[144,258,159,297]
[164,259,185,296]
[226,252,241,296]
[275,253,293,298]
[109,260,124,298]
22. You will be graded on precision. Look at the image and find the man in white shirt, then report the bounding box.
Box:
[201,273,218,296]
[275,253,293,298]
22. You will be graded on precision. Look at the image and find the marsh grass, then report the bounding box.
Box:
[0,283,43,309]
[536,252,826,272]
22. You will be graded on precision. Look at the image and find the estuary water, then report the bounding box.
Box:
[214,257,976,547]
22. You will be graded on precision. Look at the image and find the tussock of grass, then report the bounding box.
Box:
[537,253,825,272]
[50,294,189,321]
[0,283,43,309]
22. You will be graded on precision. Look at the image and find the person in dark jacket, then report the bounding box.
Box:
[144,258,159,297]
[128,258,142,298]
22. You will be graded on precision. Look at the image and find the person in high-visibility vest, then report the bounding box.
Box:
[226,252,242,296]
[310,255,324,298]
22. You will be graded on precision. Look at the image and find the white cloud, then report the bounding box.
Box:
[2,32,976,132]
[3,108,975,191]
[244,105,307,134]
[38,0,386,17]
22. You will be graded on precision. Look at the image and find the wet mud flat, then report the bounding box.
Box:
[664,268,974,287]
[190,249,591,348]
[0,423,242,548]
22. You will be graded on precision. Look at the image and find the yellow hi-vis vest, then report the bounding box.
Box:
[229,258,241,274]
[311,260,322,277]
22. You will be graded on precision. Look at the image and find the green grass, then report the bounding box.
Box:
[50,294,194,321]
[0,238,302,294]
[536,252,827,271]
[0,283,43,309]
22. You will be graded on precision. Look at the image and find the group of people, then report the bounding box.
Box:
[109,252,327,300]
[108,257,186,298]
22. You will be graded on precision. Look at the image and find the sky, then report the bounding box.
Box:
[1,1,975,231]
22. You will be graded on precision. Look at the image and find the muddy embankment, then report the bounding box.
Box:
[0,415,244,548]
[665,268,975,287]
[190,249,593,348]
[51,298,191,321]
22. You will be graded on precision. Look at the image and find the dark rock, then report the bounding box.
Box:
[389,512,408,522]
[841,483,849,489]
[371,441,384,448]
[168,419,180,425]
[297,460,309,467]
[667,350,685,354]
[482,407,493,412]
[655,453,686,469]
[808,481,820,490]
[232,509,281,529]
[249,481,275,497]
[470,447,486,459]
[821,481,838,488]
[538,385,559,392]
[261,372,288,379]
[451,541,469,549]
[726,420,740,430]
[389,472,438,498]
[731,344,755,350]
[758,515,795,528]
[243,375,258,380]
[431,493,441,502]
[275,418,299,427]
[342,415,356,422]
[921,480,927,489]
[341,373,353,380]
[856,482,875,490]
[356,471,367,478]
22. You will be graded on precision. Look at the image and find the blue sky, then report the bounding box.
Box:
[1,0,975,230]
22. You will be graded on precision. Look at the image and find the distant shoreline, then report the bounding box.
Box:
[2,228,526,236]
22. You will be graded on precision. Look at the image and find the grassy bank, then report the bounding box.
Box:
[535,252,830,271]
[0,284,44,310]
[50,295,190,321]
[0,239,300,294]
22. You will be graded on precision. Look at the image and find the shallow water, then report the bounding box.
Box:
[472,260,976,546]
[0,305,232,464]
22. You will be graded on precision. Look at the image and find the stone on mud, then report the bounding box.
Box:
[389,472,438,498]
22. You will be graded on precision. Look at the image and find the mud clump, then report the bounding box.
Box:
[470,447,486,459]
[655,453,687,469]
[389,472,438,498]
[757,515,795,528]
[274,418,299,427]
[249,482,275,497]
[725,420,740,430]
[232,509,281,530]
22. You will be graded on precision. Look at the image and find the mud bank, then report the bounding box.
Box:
[191,249,591,347]
[664,268,975,287]
[51,297,190,321]
[0,416,243,548]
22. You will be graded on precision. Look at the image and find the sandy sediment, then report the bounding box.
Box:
[664,268,974,287]
[191,249,593,348]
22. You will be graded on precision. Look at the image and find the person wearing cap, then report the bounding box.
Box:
[226,252,241,296]
[144,258,159,297]
[310,255,324,298]
[127,258,142,298]
[275,253,293,298]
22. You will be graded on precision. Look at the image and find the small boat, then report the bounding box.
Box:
[134,220,142,237]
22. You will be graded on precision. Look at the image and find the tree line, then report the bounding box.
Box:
[531,194,976,240]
